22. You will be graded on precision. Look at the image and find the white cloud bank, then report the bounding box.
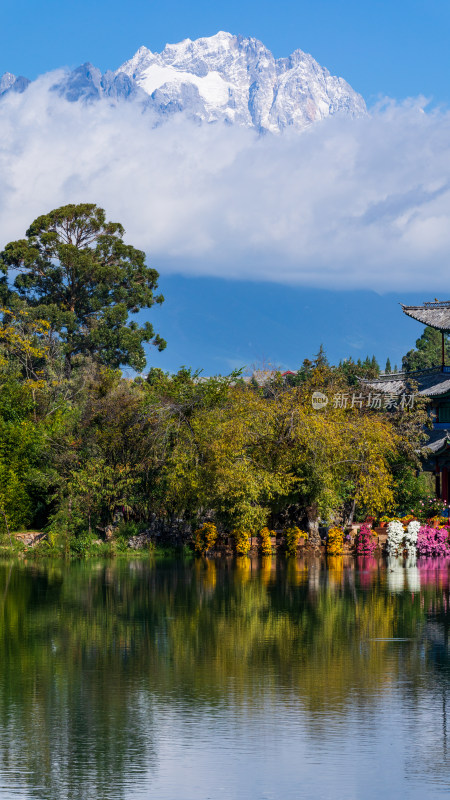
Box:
[1,73,450,291]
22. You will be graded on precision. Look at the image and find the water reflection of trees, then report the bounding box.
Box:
[0,556,449,797]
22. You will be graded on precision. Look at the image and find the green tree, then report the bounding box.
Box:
[334,355,379,386]
[402,326,450,372]
[0,204,166,372]
[314,344,328,368]
[385,357,392,374]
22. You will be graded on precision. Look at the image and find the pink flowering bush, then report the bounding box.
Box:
[411,496,448,522]
[354,523,378,555]
[416,525,450,557]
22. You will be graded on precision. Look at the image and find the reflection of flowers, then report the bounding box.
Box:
[405,551,420,592]
[418,556,450,588]
[387,556,405,592]
[356,555,378,588]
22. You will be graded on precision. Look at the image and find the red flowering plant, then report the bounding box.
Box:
[354,523,378,556]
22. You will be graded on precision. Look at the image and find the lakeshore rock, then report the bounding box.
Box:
[128,533,153,550]
[14,532,47,547]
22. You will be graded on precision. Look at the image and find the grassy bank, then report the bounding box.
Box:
[0,535,193,561]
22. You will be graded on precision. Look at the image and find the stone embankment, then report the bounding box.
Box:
[128,524,389,554]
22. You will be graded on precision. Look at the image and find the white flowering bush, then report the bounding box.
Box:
[405,520,420,551]
[386,519,405,555]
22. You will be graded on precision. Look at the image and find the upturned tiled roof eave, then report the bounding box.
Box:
[402,302,450,331]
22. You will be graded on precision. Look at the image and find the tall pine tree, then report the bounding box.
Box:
[0,203,166,372]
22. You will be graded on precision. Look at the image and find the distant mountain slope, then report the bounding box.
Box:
[0,32,366,133]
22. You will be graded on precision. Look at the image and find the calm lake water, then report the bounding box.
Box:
[0,555,449,799]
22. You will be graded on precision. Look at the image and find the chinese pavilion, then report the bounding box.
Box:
[365,301,450,501]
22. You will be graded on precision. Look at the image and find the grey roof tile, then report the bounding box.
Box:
[402,302,450,331]
[426,428,450,453]
[362,368,450,397]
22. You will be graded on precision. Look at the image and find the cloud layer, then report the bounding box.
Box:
[1,73,450,291]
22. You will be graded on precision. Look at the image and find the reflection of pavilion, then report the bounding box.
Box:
[364,301,450,501]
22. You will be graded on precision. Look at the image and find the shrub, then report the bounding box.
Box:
[386,519,405,555]
[116,520,140,540]
[416,525,450,557]
[285,526,308,556]
[194,522,218,555]
[404,520,420,551]
[258,527,274,556]
[69,533,95,557]
[411,495,447,522]
[233,529,250,556]
[327,526,344,555]
[354,523,377,555]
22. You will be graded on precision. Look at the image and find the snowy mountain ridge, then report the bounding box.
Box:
[1,32,366,133]
[0,72,30,95]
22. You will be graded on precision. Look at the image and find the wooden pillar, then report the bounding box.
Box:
[443,466,449,503]
[443,331,446,370]
[436,460,441,498]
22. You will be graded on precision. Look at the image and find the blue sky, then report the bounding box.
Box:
[1,1,450,374]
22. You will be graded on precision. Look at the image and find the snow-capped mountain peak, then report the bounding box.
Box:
[117,32,365,132]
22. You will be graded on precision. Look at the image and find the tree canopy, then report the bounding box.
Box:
[402,326,450,372]
[0,203,165,372]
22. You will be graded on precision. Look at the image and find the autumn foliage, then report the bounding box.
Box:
[0,210,431,549]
